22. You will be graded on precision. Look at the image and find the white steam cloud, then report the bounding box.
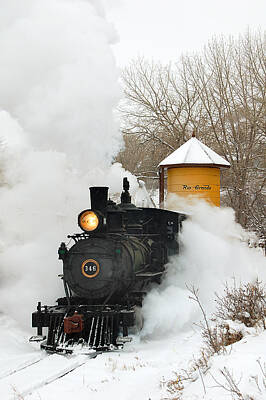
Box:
[0,0,122,168]
[142,196,266,338]
[0,0,137,327]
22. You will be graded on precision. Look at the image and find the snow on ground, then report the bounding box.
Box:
[181,328,266,400]
[0,314,265,400]
[0,314,40,375]
[27,333,199,400]
[0,313,199,400]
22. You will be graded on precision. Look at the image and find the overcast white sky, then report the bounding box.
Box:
[103,0,265,66]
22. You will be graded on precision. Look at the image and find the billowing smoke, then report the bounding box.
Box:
[141,195,266,338]
[0,0,137,327]
[0,0,123,167]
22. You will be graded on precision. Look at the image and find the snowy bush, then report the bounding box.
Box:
[189,280,266,357]
[214,279,266,329]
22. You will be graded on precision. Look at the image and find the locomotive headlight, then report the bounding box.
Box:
[78,210,99,232]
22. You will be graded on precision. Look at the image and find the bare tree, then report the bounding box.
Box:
[119,58,201,161]
[118,31,265,239]
[182,31,265,234]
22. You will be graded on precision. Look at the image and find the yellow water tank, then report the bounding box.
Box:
[167,166,221,206]
[158,136,230,207]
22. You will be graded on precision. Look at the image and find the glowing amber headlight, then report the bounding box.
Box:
[78,210,99,232]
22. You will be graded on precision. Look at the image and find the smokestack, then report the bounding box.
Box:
[89,187,109,212]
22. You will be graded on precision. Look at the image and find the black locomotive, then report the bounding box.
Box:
[31,178,186,353]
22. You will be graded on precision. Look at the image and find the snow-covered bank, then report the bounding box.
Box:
[161,328,266,400]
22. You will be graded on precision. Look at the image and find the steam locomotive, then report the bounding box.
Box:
[31,178,186,354]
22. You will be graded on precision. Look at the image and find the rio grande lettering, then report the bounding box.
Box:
[183,184,211,190]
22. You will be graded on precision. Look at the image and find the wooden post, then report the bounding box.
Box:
[159,167,164,208]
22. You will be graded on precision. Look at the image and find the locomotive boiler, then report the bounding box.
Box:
[31,178,186,354]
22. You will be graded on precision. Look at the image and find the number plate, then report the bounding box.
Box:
[81,259,100,278]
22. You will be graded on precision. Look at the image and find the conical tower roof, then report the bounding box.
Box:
[159,137,230,168]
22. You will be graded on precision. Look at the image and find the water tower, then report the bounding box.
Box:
[158,135,230,207]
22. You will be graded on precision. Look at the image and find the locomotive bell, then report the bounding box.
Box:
[121,177,131,204]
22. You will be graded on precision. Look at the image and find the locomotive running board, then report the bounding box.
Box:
[136,271,163,277]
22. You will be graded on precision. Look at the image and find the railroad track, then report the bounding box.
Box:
[0,352,97,400]
[0,353,45,379]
